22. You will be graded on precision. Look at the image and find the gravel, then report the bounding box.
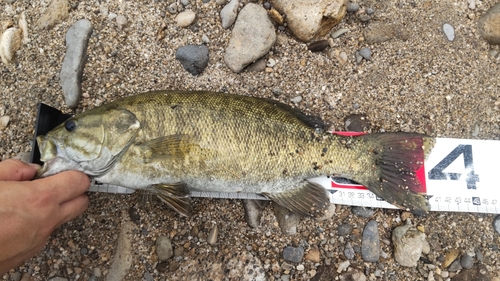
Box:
[2,0,500,280]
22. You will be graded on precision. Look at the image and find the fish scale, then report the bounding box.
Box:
[36,90,432,217]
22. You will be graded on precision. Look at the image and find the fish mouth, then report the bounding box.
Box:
[36,135,59,178]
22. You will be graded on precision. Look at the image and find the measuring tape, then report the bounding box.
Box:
[88,137,500,214]
[32,103,499,214]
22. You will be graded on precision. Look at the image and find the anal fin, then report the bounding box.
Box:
[262,181,330,217]
[152,183,193,217]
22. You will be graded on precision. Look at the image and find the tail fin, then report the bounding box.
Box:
[360,133,434,215]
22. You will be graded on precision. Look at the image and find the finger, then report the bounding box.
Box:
[55,194,89,228]
[0,159,39,181]
[35,171,90,204]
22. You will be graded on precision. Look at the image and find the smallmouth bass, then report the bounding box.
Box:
[37,90,434,216]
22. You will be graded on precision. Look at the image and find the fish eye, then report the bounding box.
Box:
[64,120,77,132]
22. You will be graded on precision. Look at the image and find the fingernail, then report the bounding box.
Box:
[29,163,41,169]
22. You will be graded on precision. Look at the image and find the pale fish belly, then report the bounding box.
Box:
[94,162,307,195]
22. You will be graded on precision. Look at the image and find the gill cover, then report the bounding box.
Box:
[37,108,140,177]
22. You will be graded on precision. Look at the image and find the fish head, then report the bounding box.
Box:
[37,108,140,178]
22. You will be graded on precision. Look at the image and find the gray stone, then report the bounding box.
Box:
[392,225,426,267]
[355,51,363,64]
[156,236,173,261]
[460,254,474,269]
[220,0,238,29]
[443,23,455,41]
[245,58,267,72]
[361,220,380,262]
[448,260,462,272]
[493,215,500,234]
[207,224,218,245]
[243,199,269,228]
[358,47,371,60]
[344,242,355,259]
[175,44,209,75]
[331,28,348,39]
[107,221,135,281]
[290,96,302,103]
[143,272,154,281]
[365,8,375,15]
[478,3,500,45]
[475,250,484,262]
[352,206,375,218]
[271,0,347,42]
[224,3,275,72]
[272,202,301,235]
[60,19,93,108]
[282,246,304,263]
[337,223,352,236]
[346,3,359,13]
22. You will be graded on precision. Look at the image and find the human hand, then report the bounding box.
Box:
[0,159,89,274]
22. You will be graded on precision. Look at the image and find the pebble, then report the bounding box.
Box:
[346,3,360,13]
[282,246,304,263]
[37,0,70,29]
[352,206,375,218]
[331,28,348,39]
[268,8,284,26]
[358,48,371,60]
[272,203,300,235]
[493,215,500,234]
[304,248,321,263]
[337,260,350,273]
[443,249,460,268]
[315,203,336,221]
[226,252,266,280]
[167,3,177,14]
[272,0,346,42]
[339,51,348,62]
[475,250,484,262]
[451,264,492,281]
[107,221,135,281]
[478,3,500,45]
[392,225,427,267]
[308,40,330,52]
[19,12,29,44]
[468,0,476,9]
[201,34,210,43]
[48,278,69,281]
[460,254,474,269]
[0,116,10,130]
[296,264,305,271]
[115,15,127,29]
[361,220,380,262]
[0,27,22,64]
[245,58,267,72]
[242,199,268,228]
[216,0,226,5]
[344,242,355,259]
[443,23,455,41]
[337,223,352,236]
[365,7,375,15]
[290,96,302,104]
[60,19,93,108]
[181,0,190,6]
[224,3,276,72]
[266,58,276,68]
[448,260,462,272]
[156,236,173,261]
[176,10,196,27]
[207,224,218,245]
[355,51,363,64]
[175,44,209,75]
[220,0,239,29]
[144,272,154,281]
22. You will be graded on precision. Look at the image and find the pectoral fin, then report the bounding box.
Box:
[152,183,192,217]
[262,181,330,217]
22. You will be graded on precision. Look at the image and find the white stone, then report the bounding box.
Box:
[0,116,9,130]
[176,10,196,28]
[220,0,239,29]
[0,27,22,64]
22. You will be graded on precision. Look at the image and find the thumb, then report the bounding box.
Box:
[0,159,39,181]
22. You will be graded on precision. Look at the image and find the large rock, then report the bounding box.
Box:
[271,0,347,42]
[224,3,276,73]
[60,19,93,108]
[478,3,500,45]
[392,224,427,267]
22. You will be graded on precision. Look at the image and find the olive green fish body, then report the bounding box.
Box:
[37,91,433,217]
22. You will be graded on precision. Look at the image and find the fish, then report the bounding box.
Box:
[36,90,434,217]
